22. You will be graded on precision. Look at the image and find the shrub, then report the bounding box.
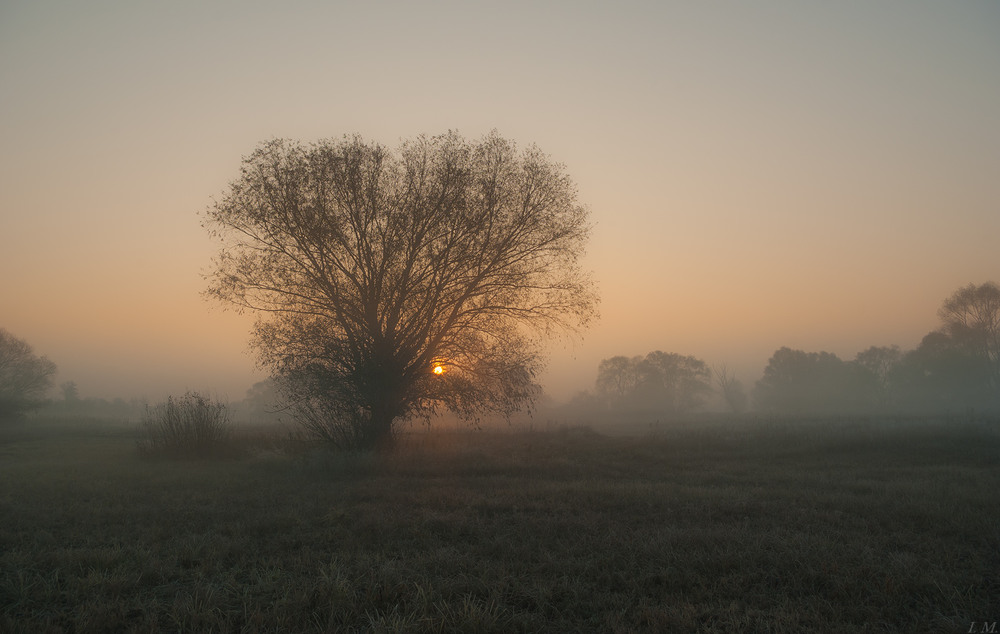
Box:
[137,392,233,458]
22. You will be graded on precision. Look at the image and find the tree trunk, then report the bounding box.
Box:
[362,397,402,452]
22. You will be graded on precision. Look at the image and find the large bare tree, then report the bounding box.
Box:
[205,131,597,449]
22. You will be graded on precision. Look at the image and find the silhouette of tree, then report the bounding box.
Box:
[713,364,748,414]
[0,328,57,419]
[753,347,862,414]
[205,132,596,449]
[938,281,1000,392]
[637,351,712,413]
[238,378,284,423]
[887,282,1000,413]
[892,330,998,412]
[594,351,711,414]
[853,345,901,409]
[595,355,643,405]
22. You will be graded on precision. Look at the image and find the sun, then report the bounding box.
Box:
[432,364,445,375]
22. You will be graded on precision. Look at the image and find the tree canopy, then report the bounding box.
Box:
[0,328,57,419]
[938,281,1000,392]
[594,351,712,413]
[753,347,866,414]
[205,131,596,449]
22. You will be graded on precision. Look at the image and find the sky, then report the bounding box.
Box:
[1,1,998,403]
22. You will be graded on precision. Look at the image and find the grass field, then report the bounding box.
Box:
[1,414,998,632]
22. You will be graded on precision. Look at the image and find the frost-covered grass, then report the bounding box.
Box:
[1,415,997,632]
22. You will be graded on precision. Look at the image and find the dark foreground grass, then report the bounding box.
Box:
[1,416,997,633]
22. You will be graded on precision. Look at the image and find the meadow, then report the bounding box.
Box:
[1,413,997,633]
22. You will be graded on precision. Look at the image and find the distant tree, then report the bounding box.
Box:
[243,378,280,410]
[0,328,57,419]
[240,378,284,422]
[713,364,748,414]
[595,355,643,405]
[754,347,863,414]
[884,283,1000,413]
[637,351,712,413]
[853,345,901,409]
[594,351,711,413]
[938,282,1000,392]
[205,132,597,450]
[60,381,80,403]
[892,330,997,412]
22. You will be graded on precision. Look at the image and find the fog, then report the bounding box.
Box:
[2,2,998,405]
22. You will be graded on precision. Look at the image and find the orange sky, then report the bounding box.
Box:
[1,2,998,402]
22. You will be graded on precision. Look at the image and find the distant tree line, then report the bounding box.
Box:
[0,326,150,422]
[581,282,1000,417]
[756,282,1000,415]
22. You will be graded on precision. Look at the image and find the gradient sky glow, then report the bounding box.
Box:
[2,1,998,402]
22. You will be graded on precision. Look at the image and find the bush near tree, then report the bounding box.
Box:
[137,392,233,458]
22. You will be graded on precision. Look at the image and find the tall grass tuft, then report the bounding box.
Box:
[137,392,233,458]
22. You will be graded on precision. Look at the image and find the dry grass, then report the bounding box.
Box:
[1,415,997,632]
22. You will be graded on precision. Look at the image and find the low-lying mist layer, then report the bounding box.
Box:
[2,415,998,632]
